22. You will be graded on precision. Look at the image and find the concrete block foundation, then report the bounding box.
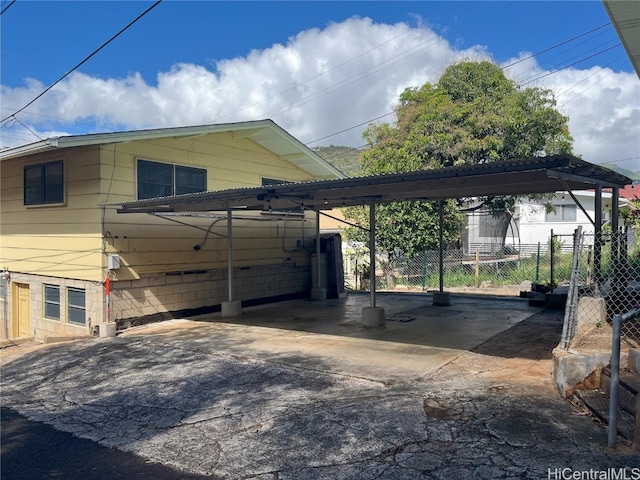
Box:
[553,348,611,398]
[432,291,451,306]
[221,301,242,318]
[362,307,385,327]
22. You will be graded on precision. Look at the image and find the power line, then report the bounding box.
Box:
[304,29,625,148]
[502,22,610,70]
[520,43,622,86]
[0,0,16,16]
[1,0,163,125]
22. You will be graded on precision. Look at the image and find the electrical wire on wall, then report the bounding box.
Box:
[149,210,307,254]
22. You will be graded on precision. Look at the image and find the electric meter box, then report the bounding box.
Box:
[107,254,121,270]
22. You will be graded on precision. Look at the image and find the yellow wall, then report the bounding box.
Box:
[1,131,321,284]
[0,146,103,282]
[100,132,318,281]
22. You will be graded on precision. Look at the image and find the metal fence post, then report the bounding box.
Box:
[550,229,555,293]
[608,313,621,448]
[560,226,582,349]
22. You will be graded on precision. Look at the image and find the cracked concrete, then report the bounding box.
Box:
[1,293,638,479]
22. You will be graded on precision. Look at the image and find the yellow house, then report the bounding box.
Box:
[0,120,344,342]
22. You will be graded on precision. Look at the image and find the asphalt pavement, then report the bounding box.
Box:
[1,294,639,479]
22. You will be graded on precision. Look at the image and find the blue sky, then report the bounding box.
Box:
[1,1,639,170]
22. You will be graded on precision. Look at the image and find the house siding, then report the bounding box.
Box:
[1,128,334,340]
[1,147,103,282]
[99,133,319,329]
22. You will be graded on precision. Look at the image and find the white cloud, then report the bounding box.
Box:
[1,17,638,172]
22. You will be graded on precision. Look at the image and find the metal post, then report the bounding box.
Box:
[421,251,427,292]
[535,242,541,283]
[560,226,582,349]
[607,307,640,447]
[369,201,376,308]
[105,277,110,323]
[608,313,622,448]
[316,211,322,290]
[475,249,480,288]
[550,229,555,293]
[439,200,444,293]
[227,209,233,302]
[611,187,620,293]
[594,185,603,292]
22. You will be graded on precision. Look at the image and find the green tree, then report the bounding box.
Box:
[343,60,573,257]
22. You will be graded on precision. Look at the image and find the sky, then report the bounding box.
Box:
[1,1,639,171]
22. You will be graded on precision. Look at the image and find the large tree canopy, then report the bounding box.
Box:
[343,60,574,258]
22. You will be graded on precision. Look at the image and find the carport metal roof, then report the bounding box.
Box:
[113,154,632,322]
[116,154,632,214]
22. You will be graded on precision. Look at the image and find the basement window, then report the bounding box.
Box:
[24,160,64,205]
[137,159,207,200]
[67,287,86,325]
[44,284,60,320]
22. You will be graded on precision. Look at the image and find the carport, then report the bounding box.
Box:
[116,154,632,324]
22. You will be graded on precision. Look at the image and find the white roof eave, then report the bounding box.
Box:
[0,120,346,179]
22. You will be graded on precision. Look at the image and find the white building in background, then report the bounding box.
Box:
[464,190,625,254]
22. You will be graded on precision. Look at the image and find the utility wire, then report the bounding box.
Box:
[520,43,621,86]
[0,0,16,16]
[502,22,610,70]
[304,30,625,148]
[1,0,163,125]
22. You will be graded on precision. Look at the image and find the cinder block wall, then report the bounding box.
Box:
[111,263,311,327]
[6,272,102,341]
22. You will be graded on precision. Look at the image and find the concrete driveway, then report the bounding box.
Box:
[1,293,638,479]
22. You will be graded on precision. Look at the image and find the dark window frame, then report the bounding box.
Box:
[24,160,64,205]
[261,177,292,186]
[137,159,207,200]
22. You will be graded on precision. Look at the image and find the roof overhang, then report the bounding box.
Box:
[603,0,640,78]
[0,119,345,180]
[115,155,632,214]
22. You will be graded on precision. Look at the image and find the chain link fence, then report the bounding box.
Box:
[561,229,640,347]
[345,242,572,297]
[343,227,639,346]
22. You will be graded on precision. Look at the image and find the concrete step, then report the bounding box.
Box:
[574,388,635,440]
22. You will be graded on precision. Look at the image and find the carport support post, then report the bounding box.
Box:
[594,185,603,293]
[221,209,241,317]
[611,187,621,293]
[433,200,451,306]
[362,200,384,326]
[311,210,327,300]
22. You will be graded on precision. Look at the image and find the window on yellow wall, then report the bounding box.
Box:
[24,160,64,205]
[137,159,206,199]
[262,177,291,186]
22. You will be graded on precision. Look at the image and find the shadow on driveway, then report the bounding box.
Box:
[1,406,218,480]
